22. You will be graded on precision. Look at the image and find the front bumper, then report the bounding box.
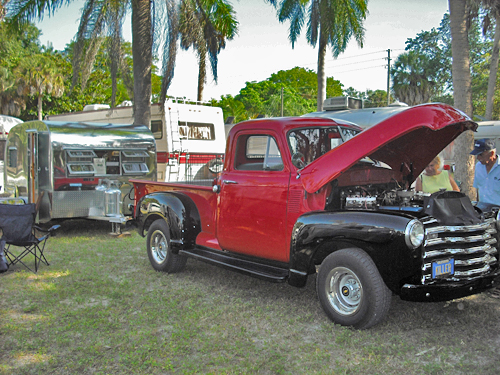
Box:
[399,270,500,302]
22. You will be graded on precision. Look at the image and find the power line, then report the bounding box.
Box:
[329,64,387,75]
[325,57,387,69]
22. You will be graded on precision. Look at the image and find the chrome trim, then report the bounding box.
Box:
[405,219,425,249]
[421,254,494,272]
[422,264,492,282]
[455,254,496,266]
[487,238,498,245]
[454,264,491,277]
[425,233,491,247]
[423,243,491,259]
[425,221,491,235]
[485,247,498,255]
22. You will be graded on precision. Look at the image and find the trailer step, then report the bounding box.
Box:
[178,248,289,283]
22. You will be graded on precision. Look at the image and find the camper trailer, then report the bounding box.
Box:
[3,120,156,229]
[0,115,23,194]
[46,99,226,183]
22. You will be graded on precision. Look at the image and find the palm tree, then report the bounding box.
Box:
[449,0,475,199]
[178,0,238,101]
[0,66,26,116]
[6,0,176,126]
[16,53,65,120]
[267,0,368,111]
[469,0,500,120]
[391,51,436,105]
[1,1,7,22]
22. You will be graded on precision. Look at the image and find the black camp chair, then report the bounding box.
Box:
[0,203,60,273]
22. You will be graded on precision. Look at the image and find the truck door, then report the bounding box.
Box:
[216,132,291,262]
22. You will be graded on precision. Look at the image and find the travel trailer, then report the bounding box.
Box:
[0,115,23,193]
[46,99,226,184]
[3,120,156,231]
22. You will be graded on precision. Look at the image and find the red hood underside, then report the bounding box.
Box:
[300,103,477,193]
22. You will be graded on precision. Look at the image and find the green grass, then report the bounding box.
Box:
[1,219,500,374]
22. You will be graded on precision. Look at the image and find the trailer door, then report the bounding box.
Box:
[27,130,38,205]
[27,131,50,219]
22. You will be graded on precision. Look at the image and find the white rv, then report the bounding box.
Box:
[46,99,226,184]
[475,121,500,149]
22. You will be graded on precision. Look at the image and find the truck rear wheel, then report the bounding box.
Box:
[147,220,187,273]
[316,248,391,329]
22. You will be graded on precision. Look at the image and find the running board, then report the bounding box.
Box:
[178,248,289,283]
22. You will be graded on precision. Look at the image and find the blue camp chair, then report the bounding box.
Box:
[0,203,60,273]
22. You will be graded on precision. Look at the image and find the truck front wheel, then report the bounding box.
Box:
[316,248,391,329]
[146,220,187,273]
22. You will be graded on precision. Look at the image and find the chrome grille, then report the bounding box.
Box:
[421,217,499,284]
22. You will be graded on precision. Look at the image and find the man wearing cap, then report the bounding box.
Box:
[470,138,500,205]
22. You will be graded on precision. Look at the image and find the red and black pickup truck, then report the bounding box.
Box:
[131,103,500,329]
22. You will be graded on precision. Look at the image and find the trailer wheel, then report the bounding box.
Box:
[147,220,187,273]
[316,248,391,329]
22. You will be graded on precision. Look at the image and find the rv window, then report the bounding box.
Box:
[67,164,95,175]
[67,150,97,158]
[151,120,163,139]
[122,163,149,174]
[177,122,215,140]
[8,147,17,168]
[122,150,149,158]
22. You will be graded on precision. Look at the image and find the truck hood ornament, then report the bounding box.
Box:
[299,103,477,193]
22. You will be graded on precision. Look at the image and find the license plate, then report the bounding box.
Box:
[432,258,454,279]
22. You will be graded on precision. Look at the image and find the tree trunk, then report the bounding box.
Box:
[449,0,475,200]
[37,94,43,121]
[197,50,207,102]
[316,26,327,112]
[131,0,152,126]
[485,15,500,120]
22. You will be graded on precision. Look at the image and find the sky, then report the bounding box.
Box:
[36,0,450,102]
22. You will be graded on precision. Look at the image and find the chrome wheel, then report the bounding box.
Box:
[150,229,168,264]
[325,266,362,316]
[146,220,187,273]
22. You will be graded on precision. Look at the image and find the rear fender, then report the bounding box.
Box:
[136,192,201,251]
[289,211,414,288]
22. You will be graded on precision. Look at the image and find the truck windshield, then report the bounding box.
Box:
[288,126,360,166]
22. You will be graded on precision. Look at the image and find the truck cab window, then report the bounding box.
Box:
[235,135,283,171]
[288,127,344,166]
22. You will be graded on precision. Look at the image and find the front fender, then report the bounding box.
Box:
[136,192,201,250]
[289,210,418,290]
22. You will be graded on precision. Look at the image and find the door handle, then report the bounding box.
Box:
[223,180,238,184]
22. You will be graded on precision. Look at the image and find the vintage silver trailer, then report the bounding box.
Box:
[3,120,156,228]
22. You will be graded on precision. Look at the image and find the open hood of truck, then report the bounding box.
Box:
[299,103,477,193]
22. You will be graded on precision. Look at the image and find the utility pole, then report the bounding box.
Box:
[387,49,391,106]
[280,86,284,117]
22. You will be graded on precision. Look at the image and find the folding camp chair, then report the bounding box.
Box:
[0,203,60,273]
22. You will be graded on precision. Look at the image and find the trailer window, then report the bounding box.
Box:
[66,149,96,176]
[8,147,17,168]
[121,150,149,175]
[151,120,163,140]
[178,122,215,140]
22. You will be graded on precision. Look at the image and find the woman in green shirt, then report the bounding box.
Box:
[415,156,460,193]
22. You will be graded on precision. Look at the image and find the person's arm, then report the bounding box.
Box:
[415,176,423,191]
[448,171,460,191]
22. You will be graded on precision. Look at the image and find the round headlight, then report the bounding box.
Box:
[405,219,425,249]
